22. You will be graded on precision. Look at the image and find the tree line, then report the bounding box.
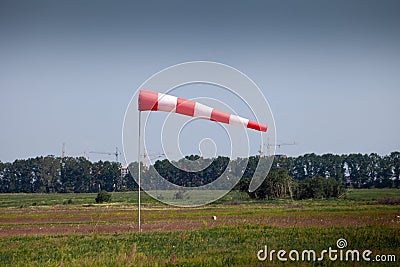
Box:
[0,156,124,193]
[236,152,399,200]
[283,152,400,188]
[0,152,399,198]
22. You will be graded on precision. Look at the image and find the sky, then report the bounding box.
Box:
[1,0,399,163]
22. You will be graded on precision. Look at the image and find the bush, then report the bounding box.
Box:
[295,176,344,199]
[95,190,112,203]
[63,199,73,205]
[238,169,294,200]
[174,189,187,200]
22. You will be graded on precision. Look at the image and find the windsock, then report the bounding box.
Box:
[138,90,267,132]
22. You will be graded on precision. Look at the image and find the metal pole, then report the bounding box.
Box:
[138,111,141,232]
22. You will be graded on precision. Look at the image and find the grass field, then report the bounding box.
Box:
[0,189,399,266]
[344,188,400,201]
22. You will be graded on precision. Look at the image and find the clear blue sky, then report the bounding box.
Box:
[1,0,399,163]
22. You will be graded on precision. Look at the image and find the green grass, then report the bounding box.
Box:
[0,189,399,266]
[0,190,253,208]
[1,188,399,208]
[345,188,400,201]
[0,225,398,266]
[0,191,160,208]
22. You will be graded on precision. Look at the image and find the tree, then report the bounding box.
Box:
[241,169,294,200]
[388,152,400,188]
[37,156,61,193]
[91,161,120,192]
[0,161,9,192]
[295,176,344,199]
[12,159,34,193]
[60,157,92,193]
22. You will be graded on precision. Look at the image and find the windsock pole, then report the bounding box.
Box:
[138,111,141,232]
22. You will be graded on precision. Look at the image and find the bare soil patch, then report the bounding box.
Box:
[0,205,398,237]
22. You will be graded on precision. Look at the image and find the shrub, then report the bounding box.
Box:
[296,176,344,199]
[63,199,73,205]
[95,190,112,203]
[174,189,187,200]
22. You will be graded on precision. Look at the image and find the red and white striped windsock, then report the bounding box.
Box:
[138,90,267,132]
